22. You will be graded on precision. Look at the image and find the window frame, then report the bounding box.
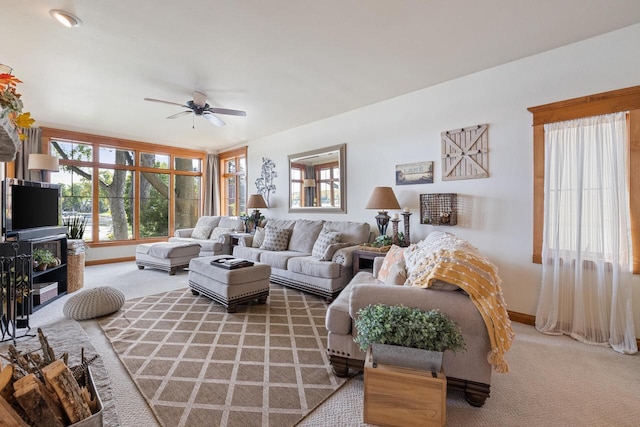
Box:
[528,86,640,273]
[219,147,247,216]
[40,127,206,247]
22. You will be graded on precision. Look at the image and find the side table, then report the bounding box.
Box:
[229,232,252,248]
[352,249,387,275]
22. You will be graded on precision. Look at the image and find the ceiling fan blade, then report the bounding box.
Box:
[144,98,188,108]
[203,111,225,127]
[193,91,207,108]
[206,107,247,117]
[167,111,192,119]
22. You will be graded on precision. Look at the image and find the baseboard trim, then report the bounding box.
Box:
[85,256,135,266]
[507,310,535,326]
[507,310,640,348]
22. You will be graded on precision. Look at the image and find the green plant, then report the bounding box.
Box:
[64,215,87,239]
[33,248,56,266]
[354,304,465,353]
[372,234,392,247]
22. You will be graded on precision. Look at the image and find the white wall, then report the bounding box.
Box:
[246,24,640,333]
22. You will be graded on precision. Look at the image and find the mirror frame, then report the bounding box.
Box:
[288,143,346,214]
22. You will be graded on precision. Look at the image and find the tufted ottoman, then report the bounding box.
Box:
[136,241,201,275]
[188,255,271,313]
[63,286,125,320]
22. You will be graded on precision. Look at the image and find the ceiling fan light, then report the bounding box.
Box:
[49,9,82,28]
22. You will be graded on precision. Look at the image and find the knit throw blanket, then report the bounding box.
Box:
[405,232,515,373]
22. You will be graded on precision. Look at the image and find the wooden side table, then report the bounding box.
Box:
[229,233,252,249]
[352,249,387,275]
[364,348,446,427]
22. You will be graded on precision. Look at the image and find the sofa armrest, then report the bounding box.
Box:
[174,228,194,238]
[331,245,359,267]
[372,257,384,277]
[237,235,253,247]
[349,284,486,336]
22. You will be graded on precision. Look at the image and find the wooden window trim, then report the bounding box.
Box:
[39,128,206,247]
[219,146,247,216]
[528,86,640,274]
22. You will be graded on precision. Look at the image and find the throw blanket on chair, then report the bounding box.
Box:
[405,232,515,373]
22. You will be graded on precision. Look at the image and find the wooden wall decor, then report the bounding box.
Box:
[441,124,489,181]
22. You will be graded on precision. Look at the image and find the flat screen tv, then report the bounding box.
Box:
[2,179,60,237]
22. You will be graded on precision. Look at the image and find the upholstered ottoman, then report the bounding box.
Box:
[136,241,201,275]
[188,255,271,312]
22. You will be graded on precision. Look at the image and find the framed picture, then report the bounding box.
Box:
[395,161,434,185]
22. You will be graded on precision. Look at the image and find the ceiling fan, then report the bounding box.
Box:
[144,91,246,127]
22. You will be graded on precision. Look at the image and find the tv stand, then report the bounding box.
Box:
[26,234,68,312]
[6,226,68,242]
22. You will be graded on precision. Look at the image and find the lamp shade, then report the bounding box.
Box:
[303,179,316,187]
[28,154,59,171]
[365,187,400,210]
[246,194,268,209]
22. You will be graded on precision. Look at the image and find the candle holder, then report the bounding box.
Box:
[402,212,412,246]
[390,218,401,245]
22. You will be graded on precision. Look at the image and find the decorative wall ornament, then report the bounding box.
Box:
[255,157,277,207]
[395,161,433,185]
[441,124,489,181]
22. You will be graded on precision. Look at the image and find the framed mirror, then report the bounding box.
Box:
[288,144,346,213]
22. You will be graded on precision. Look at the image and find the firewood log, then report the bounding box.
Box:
[42,360,91,424]
[14,374,66,427]
[0,395,29,427]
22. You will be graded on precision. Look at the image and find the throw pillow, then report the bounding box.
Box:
[384,263,408,285]
[252,227,265,248]
[377,245,405,282]
[191,224,213,240]
[260,227,292,251]
[312,230,341,258]
[209,227,234,242]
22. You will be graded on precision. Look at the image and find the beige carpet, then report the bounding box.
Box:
[298,322,640,427]
[98,285,345,427]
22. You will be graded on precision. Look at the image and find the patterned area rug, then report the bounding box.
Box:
[98,285,345,427]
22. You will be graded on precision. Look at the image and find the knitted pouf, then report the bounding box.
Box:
[63,286,125,320]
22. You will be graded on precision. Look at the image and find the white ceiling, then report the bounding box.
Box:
[3,0,640,152]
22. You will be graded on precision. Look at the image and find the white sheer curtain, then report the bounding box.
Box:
[536,112,637,354]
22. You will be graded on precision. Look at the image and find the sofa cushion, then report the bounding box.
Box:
[378,245,406,283]
[287,256,342,279]
[264,219,296,230]
[252,227,265,248]
[210,227,234,242]
[219,216,244,232]
[169,237,222,253]
[232,246,263,262]
[312,230,341,258]
[195,216,221,229]
[260,250,308,270]
[324,221,370,245]
[191,224,213,240]
[289,219,325,253]
[384,263,407,285]
[261,227,292,251]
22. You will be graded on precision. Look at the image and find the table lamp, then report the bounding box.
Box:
[365,186,400,235]
[28,153,60,182]
[246,194,268,226]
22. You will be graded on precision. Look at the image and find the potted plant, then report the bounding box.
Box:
[33,248,56,271]
[63,215,87,240]
[354,303,465,373]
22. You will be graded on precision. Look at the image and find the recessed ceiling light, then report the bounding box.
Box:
[49,9,82,28]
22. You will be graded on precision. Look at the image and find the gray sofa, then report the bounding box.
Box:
[233,219,371,300]
[170,216,244,256]
[325,256,493,407]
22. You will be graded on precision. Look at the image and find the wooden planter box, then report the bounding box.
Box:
[364,347,446,427]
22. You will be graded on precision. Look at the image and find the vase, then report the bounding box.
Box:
[371,343,443,373]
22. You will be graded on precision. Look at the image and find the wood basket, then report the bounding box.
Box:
[357,244,391,253]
